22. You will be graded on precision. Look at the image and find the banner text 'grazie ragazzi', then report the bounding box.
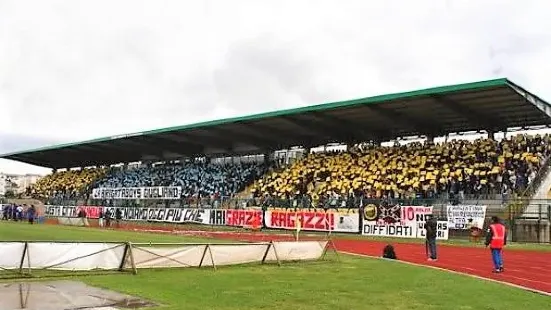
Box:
[225,209,263,227]
[264,208,360,232]
[269,210,334,231]
[45,205,446,239]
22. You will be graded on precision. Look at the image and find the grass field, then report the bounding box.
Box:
[0,222,549,310]
[120,221,551,252]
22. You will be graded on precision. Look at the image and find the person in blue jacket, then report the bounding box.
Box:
[27,205,36,224]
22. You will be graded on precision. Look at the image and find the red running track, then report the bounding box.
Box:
[105,224,551,295]
[335,239,551,295]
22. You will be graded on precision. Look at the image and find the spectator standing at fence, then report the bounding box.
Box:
[105,209,112,228]
[424,215,438,261]
[27,205,36,225]
[1,204,7,220]
[485,216,507,273]
[98,209,104,227]
[16,205,23,221]
[115,208,122,228]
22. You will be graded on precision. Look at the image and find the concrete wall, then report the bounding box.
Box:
[513,219,550,243]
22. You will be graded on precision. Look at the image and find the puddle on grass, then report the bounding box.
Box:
[0,280,157,310]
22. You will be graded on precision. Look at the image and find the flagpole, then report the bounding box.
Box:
[295,209,302,242]
[325,209,332,239]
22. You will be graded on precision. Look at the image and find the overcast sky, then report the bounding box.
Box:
[1,0,551,175]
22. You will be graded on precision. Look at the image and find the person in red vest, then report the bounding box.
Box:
[484,216,507,273]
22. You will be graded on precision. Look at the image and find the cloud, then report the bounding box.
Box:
[1,0,551,173]
[0,134,60,154]
[213,34,332,112]
[0,134,61,175]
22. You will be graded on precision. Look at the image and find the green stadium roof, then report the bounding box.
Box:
[2,77,551,168]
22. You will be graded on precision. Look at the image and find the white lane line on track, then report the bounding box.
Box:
[505,275,551,285]
[339,251,551,297]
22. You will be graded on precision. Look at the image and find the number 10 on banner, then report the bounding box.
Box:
[401,206,433,223]
[402,206,415,222]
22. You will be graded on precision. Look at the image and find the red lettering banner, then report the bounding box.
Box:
[265,210,335,231]
[225,209,263,227]
[77,206,103,219]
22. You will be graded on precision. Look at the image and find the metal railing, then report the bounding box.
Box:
[36,192,516,210]
[24,196,551,244]
[508,154,551,217]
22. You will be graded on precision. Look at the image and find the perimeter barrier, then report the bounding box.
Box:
[39,200,551,243]
[0,240,331,279]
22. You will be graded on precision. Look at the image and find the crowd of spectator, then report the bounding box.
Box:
[1,204,37,223]
[29,134,551,205]
[31,168,107,200]
[31,162,268,200]
[96,162,268,198]
[251,135,551,204]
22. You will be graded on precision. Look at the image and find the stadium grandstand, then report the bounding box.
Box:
[1,78,551,242]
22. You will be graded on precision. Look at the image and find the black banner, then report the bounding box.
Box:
[363,203,401,224]
[210,209,226,225]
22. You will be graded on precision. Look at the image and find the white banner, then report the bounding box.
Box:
[145,208,211,225]
[91,186,182,200]
[415,220,449,240]
[50,206,212,225]
[362,222,417,238]
[400,206,433,225]
[45,205,78,217]
[446,205,487,229]
[362,205,449,240]
[264,208,360,233]
[46,205,103,218]
[362,221,449,240]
